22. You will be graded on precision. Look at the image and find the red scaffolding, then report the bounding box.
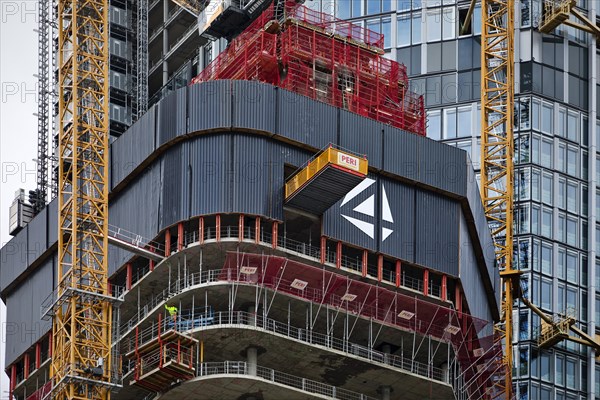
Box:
[219,251,507,399]
[191,2,426,136]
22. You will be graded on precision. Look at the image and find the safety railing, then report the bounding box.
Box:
[199,361,379,400]
[108,223,164,255]
[123,309,447,384]
[136,344,194,377]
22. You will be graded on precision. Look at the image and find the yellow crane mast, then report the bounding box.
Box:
[50,0,114,397]
[480,0,516,398]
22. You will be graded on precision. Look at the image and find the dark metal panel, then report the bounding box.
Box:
[47,198,58,246]
[418,139,467,196]
[322,175,379,253]
[111,105,156,187]
[233,81,276,133]
[281,144,313,168]
[277,88,337,150]
[378,179,415,263]
[0,227,28,293]
[232,135,278,218]
[189,134,232,216]
[27,206,47,265]
[415,189,459,275]
[188,80,232,132]
[160,145,184,228]
[157,91,179,146]
[383,126,421,182]
[176,86,188,137]
[459,215,494,324]
[339,110,383,170]
[5,257,53,365]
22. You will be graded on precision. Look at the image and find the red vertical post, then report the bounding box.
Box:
[239,214,244,242]
[395,260,401,288]
[199,216,204,245]
[320,236,326,264]
[377,255,383,282]
[165,229,171,257]
[216,214,221,242]
[10,364,16,394]
[336,242,342,269]
[126,263,132,291]
[271,222,277,249]
[177,222,184,251]
[255,217,260,244]
[455,285,462,313]
[423,269,429,297]
[35,343,41,369]
[441,275,447,301]
[360,250,367,276]
[177,339,181,363]
[149,259,155,272]
[24,354,30,379]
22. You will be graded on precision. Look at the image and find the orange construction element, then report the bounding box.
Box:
[191,2,426,136]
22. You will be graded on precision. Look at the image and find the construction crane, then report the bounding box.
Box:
[460,0,600,398]
[49,0,116,397]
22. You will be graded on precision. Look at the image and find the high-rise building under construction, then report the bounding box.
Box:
[5,0,596,399]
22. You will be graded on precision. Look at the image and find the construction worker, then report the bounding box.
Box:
[165,304,178,321]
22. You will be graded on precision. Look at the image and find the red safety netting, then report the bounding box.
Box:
[219,252,505,399]
[191,2,426,136]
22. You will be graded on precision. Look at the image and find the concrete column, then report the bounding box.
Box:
[441,362,449,384]
[378,385,392,400]
[247,305,256,327]
[247,347,257,376]
[382,344,391,364]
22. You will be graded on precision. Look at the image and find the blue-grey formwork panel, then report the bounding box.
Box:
[339,110,384,171]
[5,256,53,365]
[418,138,468,197]
[377,178,416,263]
[233,81,276,134]
[27,206,47,265]
[414,189,460,276]
[382,126,421,182]
[188,81,233,132]
[0,226,29,293]
[157,90,180,147]
[276,88,337,150]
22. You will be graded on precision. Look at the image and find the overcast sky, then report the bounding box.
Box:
[1,0,39,397]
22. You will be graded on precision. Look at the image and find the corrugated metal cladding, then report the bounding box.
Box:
[188,134,232,217]
[414,189,460,275]
[0,224,29,293]
[233,80,276,133]
[339,110,383,170]
[232,135,283,219]
[383,130,468,197]
[5,256,53,365]
[323,176,460,276]
[108,164,161,274]
[323,173,380,253]
[280,144,313,168]
[27,206,47,264]
[459,215,495,324]
[110,105,156,188]
[160,145,184,227]
[277,88,337,149]
[47,199,58,245]
[378,177,415,262]
[466,166,496,278]
[188,81,232,132]
[158,89,187,146]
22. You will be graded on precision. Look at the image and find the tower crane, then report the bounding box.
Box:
[461,0,600,398]
[49,0,116,397]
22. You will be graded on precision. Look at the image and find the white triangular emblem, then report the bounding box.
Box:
[381,227,393,242]
[353,194,375,217]
[341,178,375,207]
[381,186,393,223]
[341,214,374,239]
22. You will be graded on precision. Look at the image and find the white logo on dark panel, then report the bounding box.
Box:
[340,178,394,242]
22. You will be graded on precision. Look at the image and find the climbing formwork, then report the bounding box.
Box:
[128,314,198,392]
[191,2,426,136]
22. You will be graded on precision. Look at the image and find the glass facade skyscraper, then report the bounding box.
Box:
[305,0,598,399]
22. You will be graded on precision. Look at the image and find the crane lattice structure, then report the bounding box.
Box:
[458,0,600,399]
[35,0,50,214]
[50,0,117,397]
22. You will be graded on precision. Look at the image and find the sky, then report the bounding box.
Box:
[0,0,39,397]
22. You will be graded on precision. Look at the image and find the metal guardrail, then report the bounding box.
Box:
[199,361,378,400]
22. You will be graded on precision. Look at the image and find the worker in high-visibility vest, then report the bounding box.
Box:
[165,304,178,321]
